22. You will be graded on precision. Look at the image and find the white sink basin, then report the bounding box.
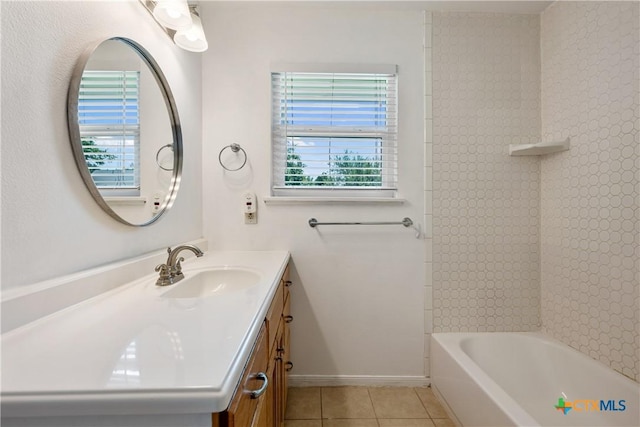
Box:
[161,268,261,299]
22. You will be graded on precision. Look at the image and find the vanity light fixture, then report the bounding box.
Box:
[139,0,209,52]
[173,11,208,52]
[152,0,192,30]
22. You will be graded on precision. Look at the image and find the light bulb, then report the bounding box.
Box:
[166,9,181,19]
[174,13,208,52]
[153,0,192,31]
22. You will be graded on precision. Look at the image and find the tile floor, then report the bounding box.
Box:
[284,386,456,427]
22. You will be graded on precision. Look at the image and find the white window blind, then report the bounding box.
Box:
[78,70,140,193]
[271,68,398,197]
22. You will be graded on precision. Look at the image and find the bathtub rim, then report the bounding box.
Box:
[430,331,639,427]
[431,331,540,426]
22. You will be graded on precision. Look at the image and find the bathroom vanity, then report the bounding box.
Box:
[1,249,291,427]
[213,263,292,427]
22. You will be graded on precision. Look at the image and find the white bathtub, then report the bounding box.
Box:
[431,332,639,427]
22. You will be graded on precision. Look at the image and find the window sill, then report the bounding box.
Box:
[103,196,147,206]
[262,196,406,205]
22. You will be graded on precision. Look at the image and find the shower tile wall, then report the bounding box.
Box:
[540,1,639,381]
[432,12,541,332]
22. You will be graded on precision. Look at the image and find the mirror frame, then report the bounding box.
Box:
[67,37,183,227]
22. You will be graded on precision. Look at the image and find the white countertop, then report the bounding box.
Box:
[1,250,290,418]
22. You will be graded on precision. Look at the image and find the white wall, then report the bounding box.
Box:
[201,3,426,381]
[1,1,203,290]
[540,1,639,381]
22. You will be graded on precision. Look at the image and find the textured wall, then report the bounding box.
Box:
[1,1,203,290]
[201,3,427,382]
[432,12,541,332]
[540,1,639,381]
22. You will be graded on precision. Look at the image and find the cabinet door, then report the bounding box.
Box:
[266,280,284,353]
[251,358,275,427]
[282,295,292,411]
[272,319,285,427]
[221,325,269,427]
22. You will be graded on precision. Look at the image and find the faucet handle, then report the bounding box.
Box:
[155,263,169,274]
[155,263,173,286]
[175,256,185,274]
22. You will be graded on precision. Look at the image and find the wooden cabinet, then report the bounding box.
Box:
[214,325,269,427]
[276,270,293,427]
[213,264,292,427]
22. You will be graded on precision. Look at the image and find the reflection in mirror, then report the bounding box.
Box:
[68,37,182,226]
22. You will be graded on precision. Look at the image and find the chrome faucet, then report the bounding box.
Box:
[155,245,204,286]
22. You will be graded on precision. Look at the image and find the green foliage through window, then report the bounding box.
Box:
[82,138,117,174]
[285,144,382,186]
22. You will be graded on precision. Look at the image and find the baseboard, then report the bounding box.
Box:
[289,375,431,388]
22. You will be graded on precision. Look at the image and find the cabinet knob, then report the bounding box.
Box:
[285,361,294,372]
[277,346,285,354]
[284,315,294,323]
[285,280,292,287]
[248,372,269,399]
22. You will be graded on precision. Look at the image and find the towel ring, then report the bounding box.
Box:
[155,144,173,171]
[219,143,247,171]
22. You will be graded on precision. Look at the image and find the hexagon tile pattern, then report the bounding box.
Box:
[432,12,542,333]
[540,1,639,381]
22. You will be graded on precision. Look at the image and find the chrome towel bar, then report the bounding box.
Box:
[308,217,413,228]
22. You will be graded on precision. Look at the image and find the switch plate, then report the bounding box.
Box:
[243,192,257,224]
[243,192,256,213]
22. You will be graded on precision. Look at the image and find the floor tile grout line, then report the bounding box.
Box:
[371,387,381,427]
[366,387,381,421]
[368,387,381,427]
[413,386,431,418]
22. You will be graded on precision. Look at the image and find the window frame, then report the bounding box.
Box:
[78,70,141,196]
[270,63,398,199]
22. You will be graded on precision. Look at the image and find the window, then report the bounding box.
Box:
[78,70,140,196]
[271,65,398,198]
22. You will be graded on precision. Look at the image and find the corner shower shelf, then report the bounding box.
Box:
[509,138,570,156]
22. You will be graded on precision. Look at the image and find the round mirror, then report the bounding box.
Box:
[68,37,182,226]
